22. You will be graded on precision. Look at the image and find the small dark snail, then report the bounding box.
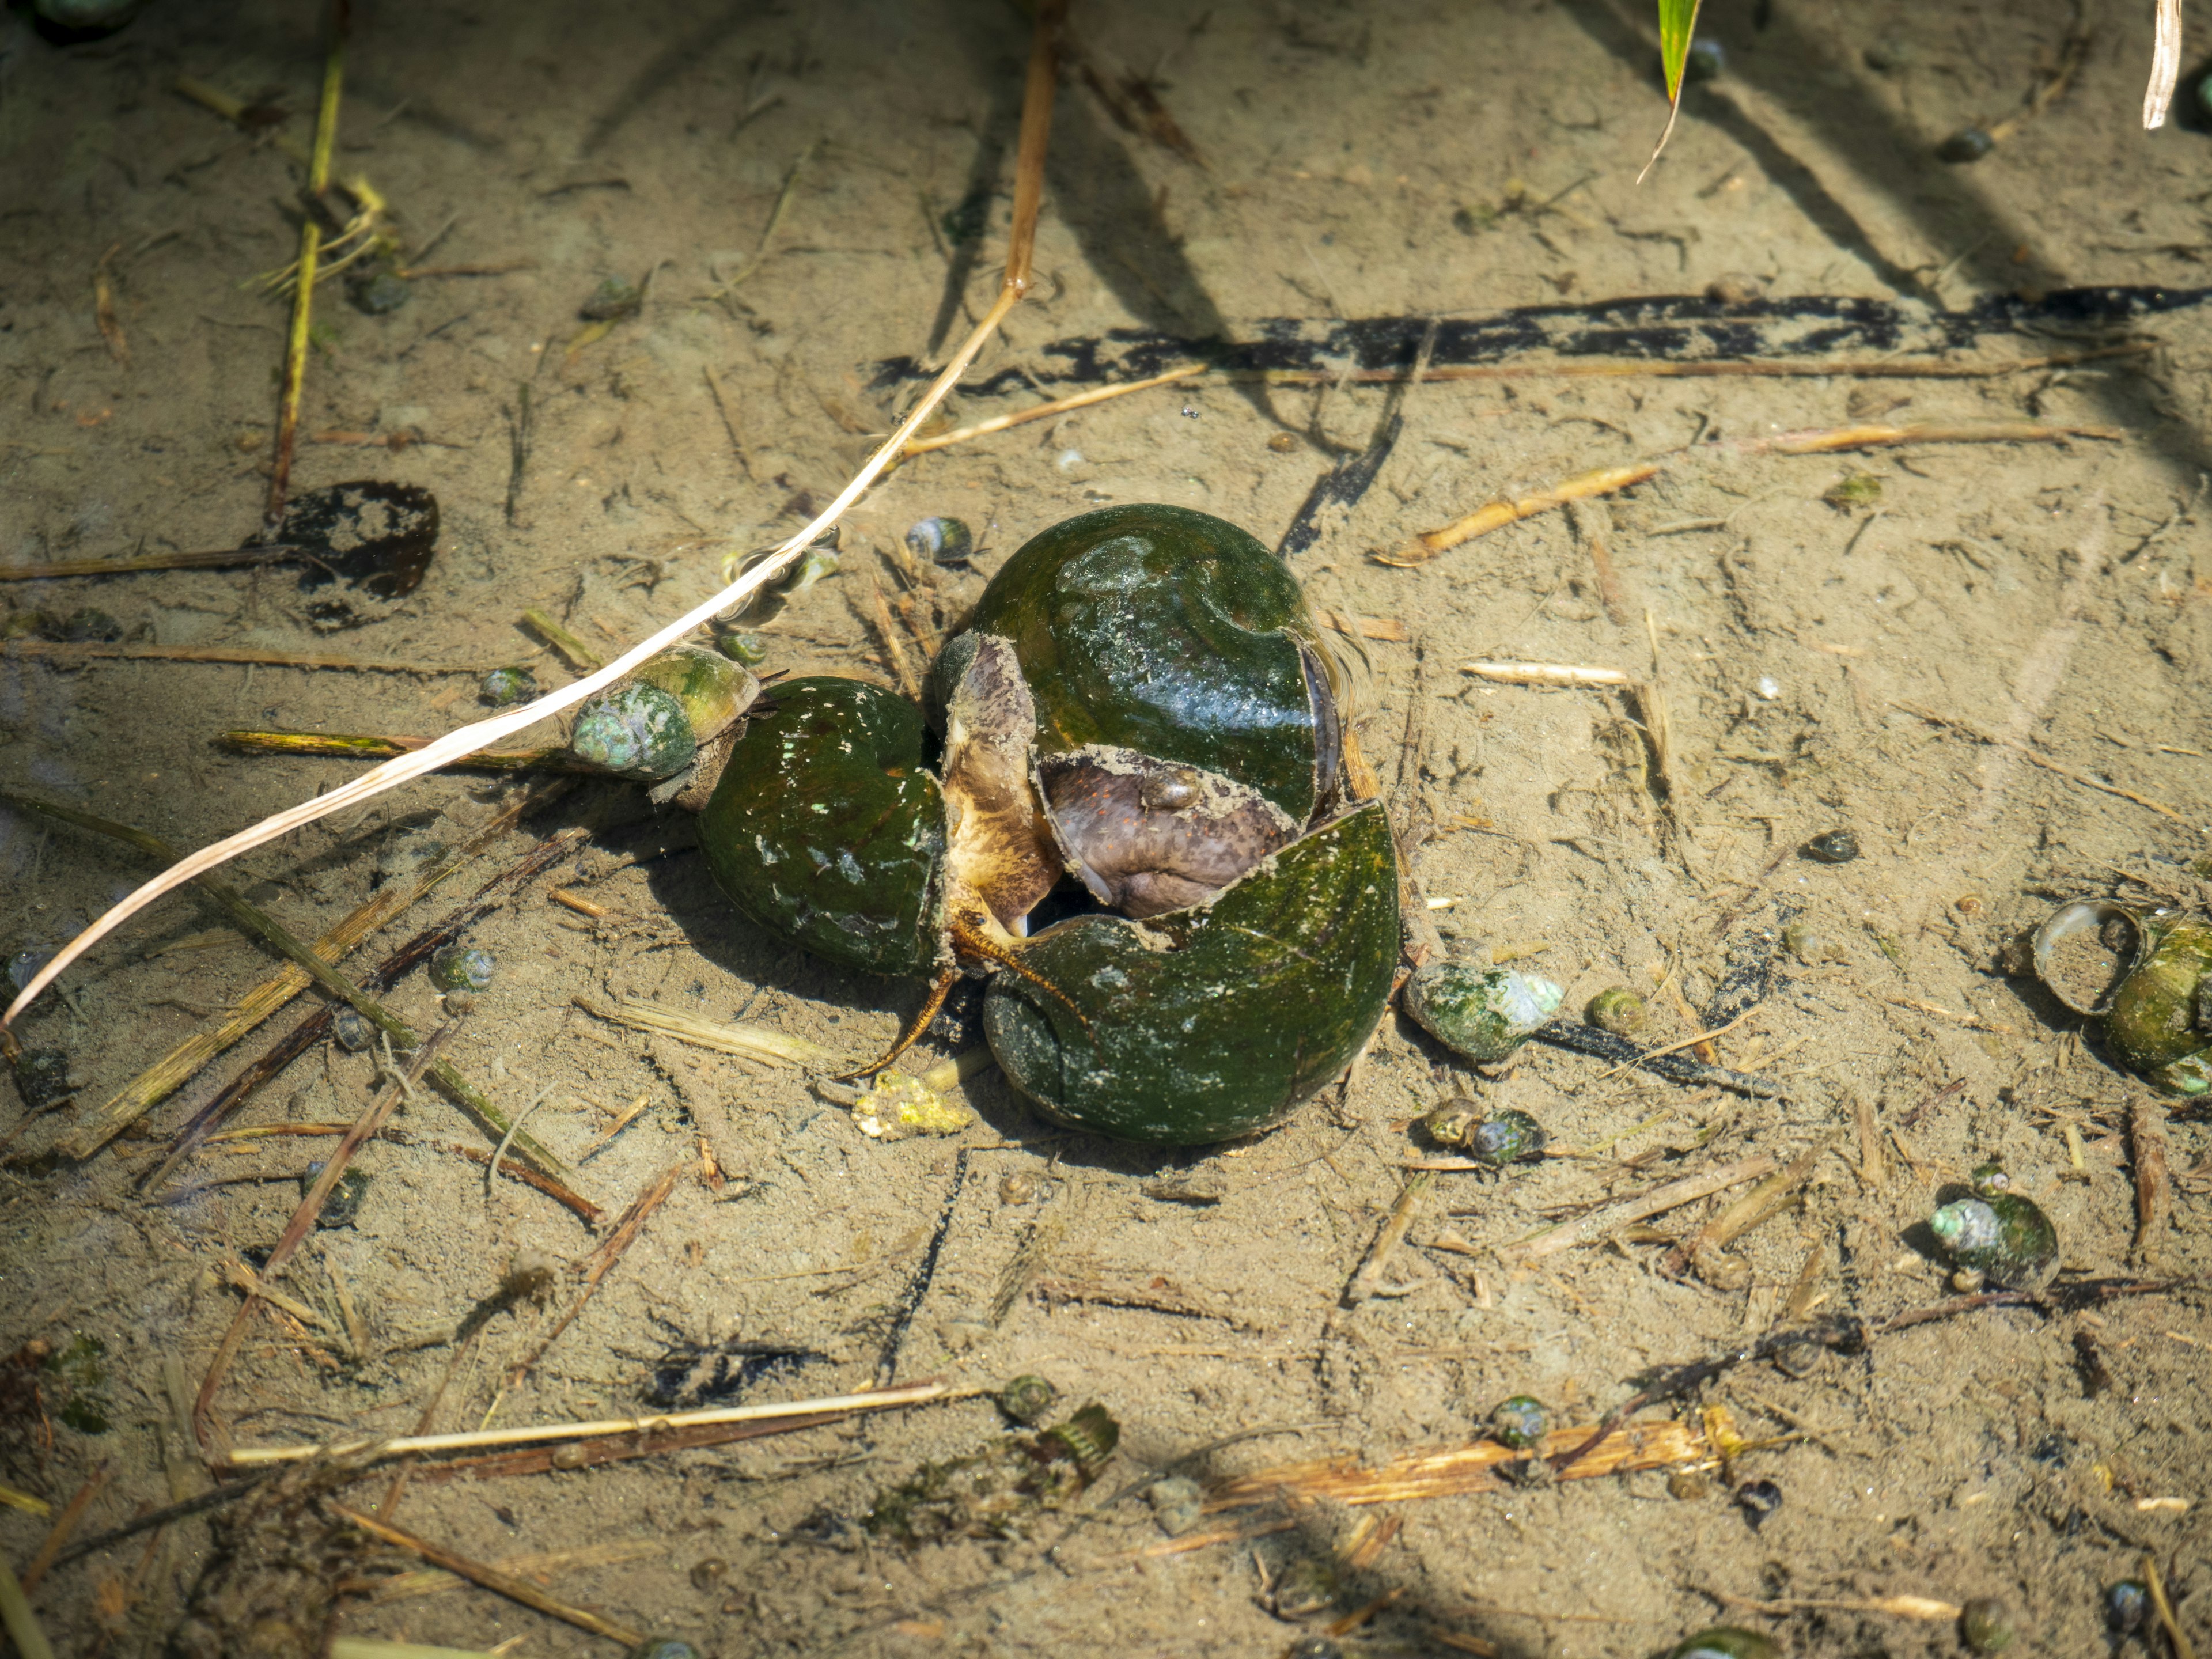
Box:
[347,268,411,316]
[1684,37,1725,81]
[2105,1579,2150,1634]
[429,945,496,994]
[1959,1597,2016,1653]
[998,1374,1058,1426]
[54,607,122,643]
[1930,1194,2058,1291]
[906,516,975,566]
[1968,1160,2011,1198]
[1467,1109,1546,1168]
[331,1006,372,1052]
[1404,963,1563,1064]
[1487,1395,1550,1450]
[11,1049,74,1112]
[1585,986,1648,1037]
[1803,829,1859,863]
[578,276,642,322]
[1937,126,1996,163]
[478,665,539,707]
[301,1162,372,1229]
[1665,1630,1780,1659]
[688,1558,728,1592]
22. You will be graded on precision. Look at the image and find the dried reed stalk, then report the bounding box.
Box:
[571,994,840,1067]
[1503,1156,1776,1263]
[3,0,1067,1033]
[1206,1410,1726,1509]
[220,1380,954,1469]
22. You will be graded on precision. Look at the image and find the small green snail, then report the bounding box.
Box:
[1404,963,1563,1064]
[1664,1628,1781,1659]
[1929,1192,2058,1291]
[1487,1395,1550,1450]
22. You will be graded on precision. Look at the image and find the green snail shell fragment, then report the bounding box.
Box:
[2033,899,2212,1095]
[1404,963,1563,1064]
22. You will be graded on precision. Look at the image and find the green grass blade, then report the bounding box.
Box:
[1642,0,1706,179]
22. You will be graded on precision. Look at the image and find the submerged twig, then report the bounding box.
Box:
[2130,1097,2173,1266]
[66,786,558,1158]
[1533,1020,1785,1098]
[505,1161,685,1389]
[265,5,347,536]
[1344,1171,1434,1304]
[1503,1156,1778,1263]
[328,1503,646,1647]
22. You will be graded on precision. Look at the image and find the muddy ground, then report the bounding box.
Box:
[2,0,2210,1654]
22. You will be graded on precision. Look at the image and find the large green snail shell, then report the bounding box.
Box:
[984,801,1399,1143]
[699,676,944,978]
[939,503,1339,823]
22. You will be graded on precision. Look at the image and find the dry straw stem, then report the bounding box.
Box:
[140,826,586,1187]
[1891,701,2187,824]
[220,729,581,773]
[0,544,303,582]
[371,1539,666,1605]
[1503,1154,1777,1263]
[1380,422,2123,567]
[3,0,1066,1032]
[332,1641,505,1659]
[1343,1170,1435,1304]
[572,994,841,1068]
[63,786,550,1160]
[327,1503,646,1647]
[220,1380,954,1469]
[2132,1097,2175,1266]
[1710,1590,1961,1622]
[195,1029,449,1449]
[1662,1130,1838,1277]
[2143,1551,2198,1659]
[1205,1410,1729,1511]
[0,1555,56,1659]
[1460,660,1634,689]
[505,1160,685,1389]
[265,6,347,535]
[518,607,604,672]
[900,363,1207,456]
[18,1461,108,1594]
[2,640,477,674]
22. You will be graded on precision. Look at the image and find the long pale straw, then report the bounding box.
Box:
[4,3,1064,1033]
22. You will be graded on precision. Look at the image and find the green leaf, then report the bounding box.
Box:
[1657,0,1703,103]
[1643,0,1706,179]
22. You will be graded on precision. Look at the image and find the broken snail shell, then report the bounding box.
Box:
[2033,900,2212,1094]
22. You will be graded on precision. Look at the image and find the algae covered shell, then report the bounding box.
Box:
[699,676,944,978]
[429,946,495,993]
[1930,1192,2058,1291]
[478,665,538,707]
[631,645,756,748]
[985,801,1399,1144]
[1487,1395,1550,1450]
[942,503,1342,824]
[998,1374,1057,1426]
[906,516,975,566]
[1467,1110,1546,1168]
[1585,986,1647,1037]
[1404,964,1563,1064]
[2103,917,2212,1096]
[571,683,697,780]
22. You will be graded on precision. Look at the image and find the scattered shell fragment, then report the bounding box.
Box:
[852,1069,975,1140]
